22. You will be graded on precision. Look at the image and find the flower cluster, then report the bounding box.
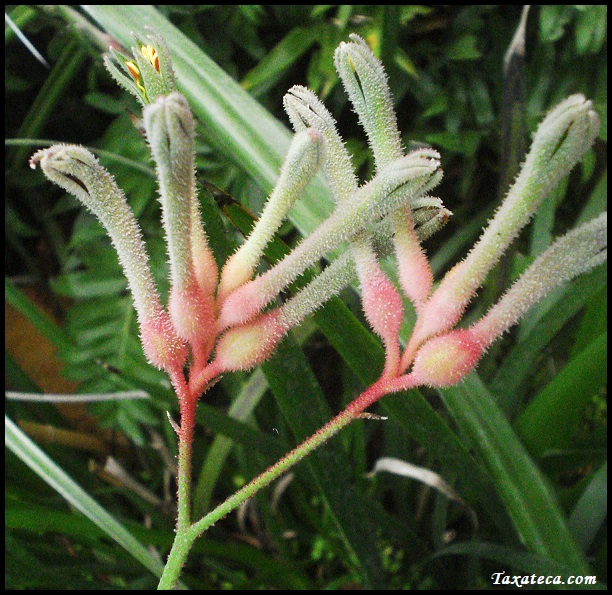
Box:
[31,31,606,415]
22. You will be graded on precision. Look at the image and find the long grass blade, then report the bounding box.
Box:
[5,415,187,587]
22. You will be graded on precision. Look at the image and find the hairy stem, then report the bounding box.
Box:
[157,375,415,589]
[158,371,196,590]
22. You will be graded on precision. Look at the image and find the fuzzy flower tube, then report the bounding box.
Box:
[31,29,606,590]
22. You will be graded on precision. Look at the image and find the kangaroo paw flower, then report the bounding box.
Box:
[30,145,187,372]
[335,34,436,312]
[144,92,216,346]
[335,33,403,168]
[408,94,600,356]
[218,128,323,302]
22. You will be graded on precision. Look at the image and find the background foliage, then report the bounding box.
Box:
[5,5,606,589]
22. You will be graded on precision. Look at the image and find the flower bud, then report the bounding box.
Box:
[214,312,286,372]
[472,212,607,347]
[334,34,403,168]
[217,128,323,302]
[144,92,216,345]
[392,207,434,310]
[410,329,484,388]
[407,94,600,355]
[335,35,439,314]
[218,150,442,329]
[284,85,358,205]
[30,145,187,372]
[144,92,197,291]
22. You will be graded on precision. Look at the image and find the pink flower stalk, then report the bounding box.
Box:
[391,207,434,311]
[352,241,404,377]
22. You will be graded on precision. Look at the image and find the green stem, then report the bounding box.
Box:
[158,371,196,590]
[157,376,403,590]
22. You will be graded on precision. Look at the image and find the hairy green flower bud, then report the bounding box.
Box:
[144,92,216,346]
[29,145,187,372]
[218,128,324,302]
[472,212,607,347]
[407,94,601,358]
[335,34,403,169]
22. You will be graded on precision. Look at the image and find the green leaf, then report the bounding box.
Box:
[513,333,607,457]
[241,25,322,92]
[574,6,607,55]
[445,34,482,61]
[539,5,574,43]
[5,415,187,587]
[439,374,590,574]
[261,336,388,588]
[568,463,607,553]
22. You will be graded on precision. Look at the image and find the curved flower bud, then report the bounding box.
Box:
[283,85,358,204]
[104,28,176,106]
[334,34,403,168]
[335,34,435,311]
[144,92,216,346]
[217,128,324,302]
[406,94,600,360]
[218,149,442,329]
[29,145,186,372]
[258,197,450,339]
[471,212,607,348]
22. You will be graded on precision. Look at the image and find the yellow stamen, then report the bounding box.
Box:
[125,60,147,98]
[140,45,160,72]
[125,61,140,82]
